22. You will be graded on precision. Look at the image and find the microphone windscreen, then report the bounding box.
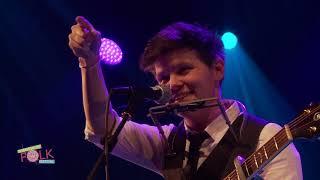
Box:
[155,84,171,104]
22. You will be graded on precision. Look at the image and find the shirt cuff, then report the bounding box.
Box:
[84,127,104,149]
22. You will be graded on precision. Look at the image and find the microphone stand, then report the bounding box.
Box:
[87,91,138,180]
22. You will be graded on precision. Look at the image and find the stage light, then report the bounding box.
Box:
[99,38,123,65]
[222,32,238,49]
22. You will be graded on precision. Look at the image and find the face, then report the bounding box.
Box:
[154,49,224,105]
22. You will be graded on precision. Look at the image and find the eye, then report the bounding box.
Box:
[159,75,170,84]
[176,65,192,75]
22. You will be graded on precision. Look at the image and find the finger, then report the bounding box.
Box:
[69,34,90,48]
[75,16,95,32]
[71,25,85,36]
[69,33,85,45]
[68,38,82,49]
[69,38,89,52]
[68,34,83,48]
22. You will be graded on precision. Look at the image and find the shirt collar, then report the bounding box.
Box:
[204,101,243,140]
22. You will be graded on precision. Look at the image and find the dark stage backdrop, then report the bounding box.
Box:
[1,0,319,179]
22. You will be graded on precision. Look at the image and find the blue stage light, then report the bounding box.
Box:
[222,32,238,49]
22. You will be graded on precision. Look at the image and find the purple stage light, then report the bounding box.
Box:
[99,38,123,65]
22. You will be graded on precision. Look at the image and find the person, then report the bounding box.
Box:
[68,16,303,180]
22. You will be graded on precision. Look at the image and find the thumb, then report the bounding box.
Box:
[75,16,95,32]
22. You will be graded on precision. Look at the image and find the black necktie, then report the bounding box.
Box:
[184,131,210,180]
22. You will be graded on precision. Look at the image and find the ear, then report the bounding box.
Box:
[211,57,225,81]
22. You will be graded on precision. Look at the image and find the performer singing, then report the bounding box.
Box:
[68,16,303,179]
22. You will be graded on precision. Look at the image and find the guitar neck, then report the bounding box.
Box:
[223,126,293,180]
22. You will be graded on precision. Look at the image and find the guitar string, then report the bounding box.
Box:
[288,105,320,128]
[225,131,289,179]
[237,130,288,175]
[226,122,302,179]
[224,105,319,180]
[227,136,288,179]
[227,105,319,180]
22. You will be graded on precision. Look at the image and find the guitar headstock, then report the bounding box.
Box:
[289,103,320,140]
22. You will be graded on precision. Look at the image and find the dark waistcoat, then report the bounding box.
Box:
[163,113,268,180]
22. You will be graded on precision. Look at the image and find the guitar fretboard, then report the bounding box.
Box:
[223,128,291,180]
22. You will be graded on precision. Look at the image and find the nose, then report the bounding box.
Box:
[169,74,183,94]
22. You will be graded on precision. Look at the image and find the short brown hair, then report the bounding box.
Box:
[139,22,225,73]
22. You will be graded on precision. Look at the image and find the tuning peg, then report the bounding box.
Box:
[314,112,320,121]
[304,109,311,113]
[308,126,317,133]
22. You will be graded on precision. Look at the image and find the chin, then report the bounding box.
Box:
[178,109,201,118]
[178,104,212,122]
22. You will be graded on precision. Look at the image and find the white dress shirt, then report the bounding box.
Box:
[84,101,303,179]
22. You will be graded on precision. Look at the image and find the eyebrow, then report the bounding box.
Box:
[155,62,194,78]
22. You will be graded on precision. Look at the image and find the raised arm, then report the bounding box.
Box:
[68,16,113,140]
[68,17,173,173]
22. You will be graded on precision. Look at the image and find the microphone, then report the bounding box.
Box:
[111,84,171,104]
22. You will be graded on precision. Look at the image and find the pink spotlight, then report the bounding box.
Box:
[99,38,123,65]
